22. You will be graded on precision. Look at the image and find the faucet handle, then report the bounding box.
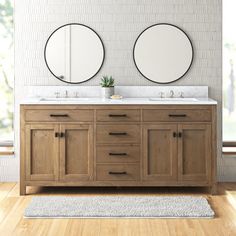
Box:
[54,92,60,98]
[179,92,184,98]
[65,90,69,98]
[159,92,164,98]
[74,92,79,98]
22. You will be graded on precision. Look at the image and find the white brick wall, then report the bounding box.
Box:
[3,0,228,182]
[15,0,222,89]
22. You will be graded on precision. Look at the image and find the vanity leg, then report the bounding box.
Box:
[210,183,218,195]
[20,182,26,195]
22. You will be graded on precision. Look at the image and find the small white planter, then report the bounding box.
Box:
[101,87,114,99]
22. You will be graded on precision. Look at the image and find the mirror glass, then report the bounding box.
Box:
[44,23,105,84]
[133,23,193,84]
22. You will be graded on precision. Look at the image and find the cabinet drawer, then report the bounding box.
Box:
[143,109,211,122]
[96,109,140,122]
[96,164,140,181]
[25,109,94,122]
[96,125,140,144]
[96,145,140,163]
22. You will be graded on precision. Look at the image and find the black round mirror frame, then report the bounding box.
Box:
[44,23,105,84]
[133,23,194,84]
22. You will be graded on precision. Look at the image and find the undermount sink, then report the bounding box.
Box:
[149,98,198,102]
[40,97,90,101]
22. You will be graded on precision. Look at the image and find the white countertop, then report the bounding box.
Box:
[20,97,217,105]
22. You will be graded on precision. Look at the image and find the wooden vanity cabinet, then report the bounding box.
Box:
[95,108,141,183]
[177,124,211,182]
[20,106,94,195]
[142,124,178,182]
[25,124,60,181]
[20,105,217,195]
[59,124,93,181]
[143,123,212,183]
[23,123,93,182]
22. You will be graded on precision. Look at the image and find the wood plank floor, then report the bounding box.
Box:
[0,183,236,236]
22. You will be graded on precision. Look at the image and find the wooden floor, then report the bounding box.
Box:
[0,183,236,236]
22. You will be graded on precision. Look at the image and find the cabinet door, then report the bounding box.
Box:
[143,124,178,181]
[25,124,59,181]
[60,124,93,181]
[178,124,211,182]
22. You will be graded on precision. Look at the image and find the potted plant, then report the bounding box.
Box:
[100,75,115,99]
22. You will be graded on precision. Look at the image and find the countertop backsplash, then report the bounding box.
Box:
[25,86,209,99]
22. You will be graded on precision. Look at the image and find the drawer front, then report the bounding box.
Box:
[96,109,140,122]
[143,109,211,122]
[96,145,140,163]
[96,164,140,181]
[96,125,140,144]
[25,109,94,122]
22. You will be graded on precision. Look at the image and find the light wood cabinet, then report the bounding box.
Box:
[143,124,178,182]
[96,145,140,163]
[143,123,211,183]
[96,124,140,144]
[177,124,211,182]
[60,124,93,181]
[96,164,140,181]
[24,123,93,183]
[20,105,217,195]
[25,124,59,181]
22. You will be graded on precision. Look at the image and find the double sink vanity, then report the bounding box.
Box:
[20,23,217,195]
[20,93,217,195]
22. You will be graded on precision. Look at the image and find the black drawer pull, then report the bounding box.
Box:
[109,153,127,156]
[169,114,187,117]
[55,132,65,138]
[173,132,177,138]
[178,132,182,138]
[109,114,127,117]
[109,171,127,175]
[109,132,127,135]
[50,114,69,117]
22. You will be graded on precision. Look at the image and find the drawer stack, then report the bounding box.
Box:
[95,109,141,182]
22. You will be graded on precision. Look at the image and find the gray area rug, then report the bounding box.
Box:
[24,196,214,218]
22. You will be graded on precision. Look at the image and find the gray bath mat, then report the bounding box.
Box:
[24,196,214,218]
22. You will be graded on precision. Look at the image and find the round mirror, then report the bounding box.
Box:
[133,23,193,84]
[44,23,105,84]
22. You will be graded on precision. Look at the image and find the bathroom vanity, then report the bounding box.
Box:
[20,98,217,195]
[19,21,217,195]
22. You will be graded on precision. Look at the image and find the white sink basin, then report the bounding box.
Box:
[40,97,90,101]
[149,98,198,102]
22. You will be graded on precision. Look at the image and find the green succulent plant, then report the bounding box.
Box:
[100,75,115,87]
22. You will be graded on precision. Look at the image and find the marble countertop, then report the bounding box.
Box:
[20,97,217,105]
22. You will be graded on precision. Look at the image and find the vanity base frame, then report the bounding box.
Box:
[20,105,217,195]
